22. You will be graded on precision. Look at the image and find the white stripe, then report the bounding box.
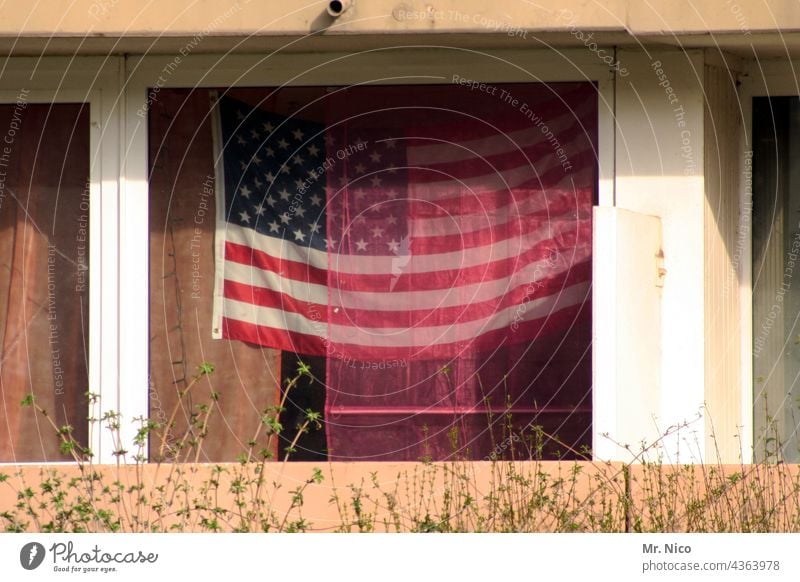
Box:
[224,217,585,276]
[223,280,590,347]
[224,240,590,311]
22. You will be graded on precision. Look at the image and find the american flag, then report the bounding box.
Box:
[212,90,593,360]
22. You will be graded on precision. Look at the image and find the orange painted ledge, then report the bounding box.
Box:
[3,461,800,532]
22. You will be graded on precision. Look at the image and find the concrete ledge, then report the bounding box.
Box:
[4,461,800,532]
[0,461,626,532]
[0,0,792,40]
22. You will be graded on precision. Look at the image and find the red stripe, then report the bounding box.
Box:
[331,263,590,327]
[224,279,325,322]
[222,317,326,356]
[223,300,588,361]
[225,218,591,291]
[225,240,326,284]
[333,234,591,292]
[328,302,588,360]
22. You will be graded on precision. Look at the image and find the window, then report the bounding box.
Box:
[147,83,596,462]
[0,100,90,462]
[752,96,800,461]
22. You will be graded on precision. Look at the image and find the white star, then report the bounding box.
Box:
[237,135,246,145]
[325,238,337,249]
[309,222,321,234]
[262,122,274,133]
[294,178,305,190]
[253,177,263,188]
[279,212,291,224]
[239,185,252,199]
[369,151,382,163]
[265,172,276,183]
[239,161,248,171]
[292,128,304,141]
[236,110,245,120]
[370,226,385,239]
[265,147,275,157]
[308,169,318,181]
[279,189,291,201]
[387,214,398,224]
[277,138,289,149]
[309,194,322,207]
[387,239,400,252]
[266,195,277,207]
[386,164,397,174]
[384,139,396,149]
[324,135,336,147]
[307,144,320,157]
[294,206,307,218]
[250,129,261,140]
[354,188,367,200]
[293,154,304,166]
[355,239,368,252]
[354,215,366,225]
[293,229,306,242]
[370,176,383,188]
[354,163,366,175]
[252,153,262,165]
[385,189,398,199]
[254,203,266,216]
[239,210,251,224]
[268,220,280,233]
[368,205,381,213]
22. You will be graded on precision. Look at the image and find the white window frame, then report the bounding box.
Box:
[0,57,123,463]
[117,47,615,462]
[739,61,800,461]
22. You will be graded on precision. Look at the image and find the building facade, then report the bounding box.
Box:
[0,0,795,466]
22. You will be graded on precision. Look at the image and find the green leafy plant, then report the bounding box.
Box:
[5,379,800,533]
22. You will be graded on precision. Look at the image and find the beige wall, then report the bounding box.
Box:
[0,0,797,37]
[0,1,798,56]
[703,61,744,463]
